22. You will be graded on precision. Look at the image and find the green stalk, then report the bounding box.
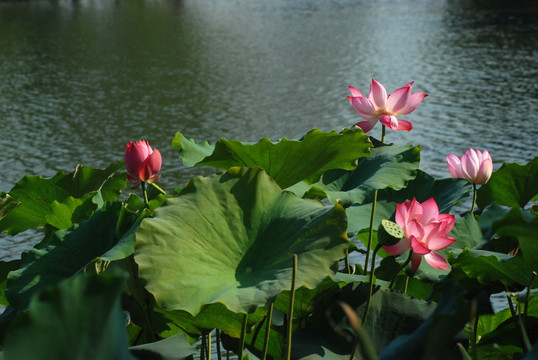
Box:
[472,314,478,360]
[470,183,477,214]
[362,245,381,323]
[201,332,206,360]
[507,293,531,353]
[208,331,212,360]
[457,343,472,360]
[388,250,413,289]
[141,181,149,206]
[381,125,386,144]
[239,313,248,357]
[345,246,351,274]
[262,303,274,360]
[363,190,378,275]
[524,272,537,325]
[216,329,222,360]
[286,254,298,360]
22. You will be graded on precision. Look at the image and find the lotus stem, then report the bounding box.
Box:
[362,244,381,323]
[363,190,378,275]
[201,333,206,360]
[472,315,478,360]
[524,272,537,325]
[262,303,274,360]
[208,331,212,360]
[506,292,531,353]
[345,246,351,274]
[141,181,149,206]
[389,250,413,290]
[457,343,472,360]
[239,313,248,357]
[216,329,222,360]
[381,125,386,144]
[470,184,477,214]
[286,254,298,360]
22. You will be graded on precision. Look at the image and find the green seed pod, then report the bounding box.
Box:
[377,219,404,246]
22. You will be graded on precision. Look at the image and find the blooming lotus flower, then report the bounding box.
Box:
[347,79,427,132]
[125,140,162,184]
[446,148,493,185]
[383,198,455,271]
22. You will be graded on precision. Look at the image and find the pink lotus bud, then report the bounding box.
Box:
[382,198,455,271]
[446,148,492,185]
[347,79,427,133]
[124,140,162,184]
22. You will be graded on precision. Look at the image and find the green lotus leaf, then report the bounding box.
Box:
[477,157,538,209]
[172,128,372,189]
[4,272,134,360]
[303,143,421,206]
[346,171,470,235]
[379,282,470,360]
[0,162,126,235]
[493,208,538,271]
[6,203,123,311]
[449,248,532,287]
[135,167,349,316]
[129,334,197,360]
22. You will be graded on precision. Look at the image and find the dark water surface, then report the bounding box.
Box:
[1,0,537,260]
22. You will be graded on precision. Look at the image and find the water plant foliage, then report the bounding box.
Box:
[0,126,537,360]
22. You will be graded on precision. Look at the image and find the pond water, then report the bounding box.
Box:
[0,0,537,264]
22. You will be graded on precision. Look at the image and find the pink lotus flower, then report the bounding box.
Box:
[383,198,455,271]
[446,148,493,185]
[125,140,162,184]
[347,79,427,132]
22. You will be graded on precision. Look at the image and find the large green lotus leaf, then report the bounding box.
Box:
[448,248,532,287]
[0,162,126,235]
[303,143,420,207]
[477,157,538,209]
[6,203,122,311]
[493,208,538,271]
[135,167,349,316]
[172,128,372,189]
[4,272,134,360]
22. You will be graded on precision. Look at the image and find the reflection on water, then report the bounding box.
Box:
[0,0,537,261]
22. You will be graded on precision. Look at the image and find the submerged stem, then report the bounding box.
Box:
[363,190,378,275]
